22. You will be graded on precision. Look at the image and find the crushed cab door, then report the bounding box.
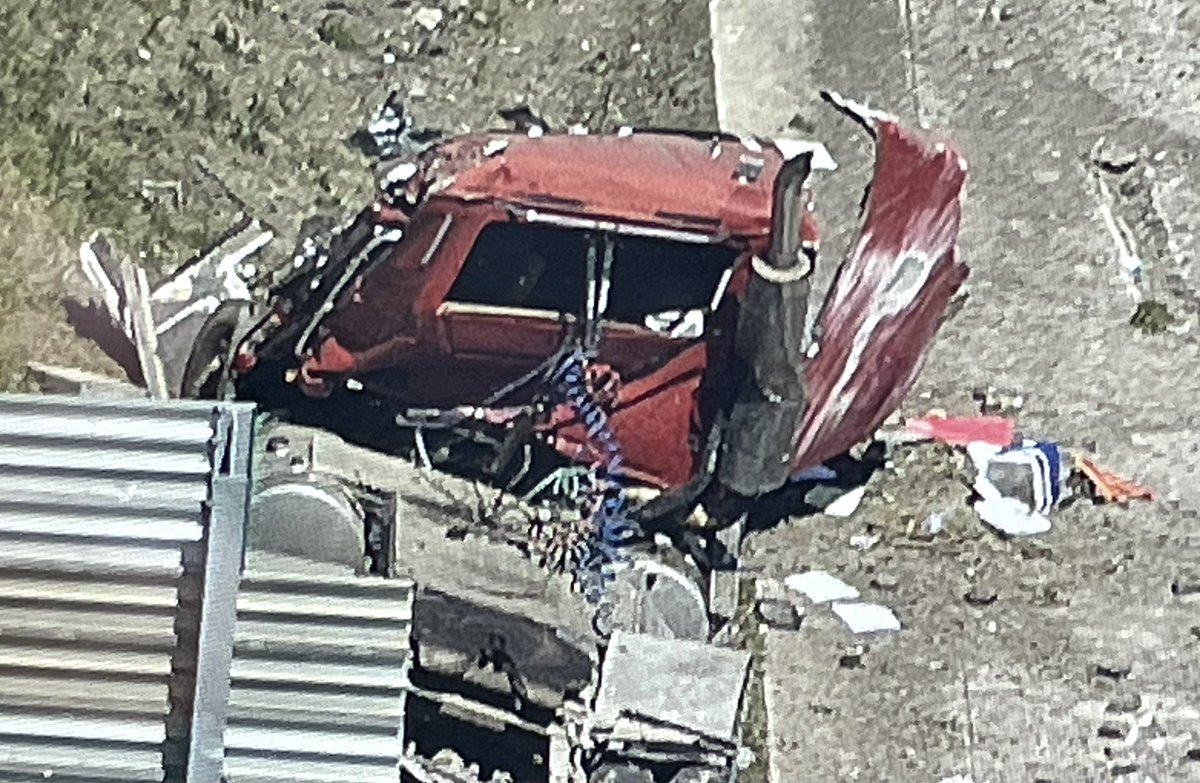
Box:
[584,232,743,487]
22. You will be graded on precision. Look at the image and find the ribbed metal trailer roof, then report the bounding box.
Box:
[223,554,414,783]
[0,392,255,783]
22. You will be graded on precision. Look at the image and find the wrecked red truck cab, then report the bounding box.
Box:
[229,92,968,512]
[297,132,799,488]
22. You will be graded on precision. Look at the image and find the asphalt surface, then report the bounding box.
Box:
[711,0,1200,780]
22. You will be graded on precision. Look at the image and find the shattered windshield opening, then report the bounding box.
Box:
[447,220,738,340]
[447,222,592,315]
[603,234,738,330]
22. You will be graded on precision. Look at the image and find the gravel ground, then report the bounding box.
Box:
[743,444,1200,782]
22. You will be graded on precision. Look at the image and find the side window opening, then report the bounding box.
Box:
[604,235,739,333]
[447,222,591,315]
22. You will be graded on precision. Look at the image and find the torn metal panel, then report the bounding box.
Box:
[151,224,269,396]
[792,93,970,469]
[24,362,145,399]
[592,632,750,747]
[405,683,546,736]
[76,219,271,398]
[0,392,254,783]
[80,233,130,337]
[151,217,268,309]
[121,259,170,400]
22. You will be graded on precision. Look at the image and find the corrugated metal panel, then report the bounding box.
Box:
[0,392,254,783]
[223,567,414,783]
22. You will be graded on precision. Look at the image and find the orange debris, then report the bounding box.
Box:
[1075,457,1155,504]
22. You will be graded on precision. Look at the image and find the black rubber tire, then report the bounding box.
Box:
[179,300,247,399]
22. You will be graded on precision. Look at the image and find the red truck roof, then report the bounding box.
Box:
[428,131,786,238]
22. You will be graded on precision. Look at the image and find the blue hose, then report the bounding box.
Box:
[545,348,642,611]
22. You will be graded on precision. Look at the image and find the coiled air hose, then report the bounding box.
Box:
[545,348,642,622]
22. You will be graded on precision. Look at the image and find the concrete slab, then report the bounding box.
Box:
[711,0,1200,779]
[595,631,750,743]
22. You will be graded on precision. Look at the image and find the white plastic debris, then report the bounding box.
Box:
[967,438,1071,536]
[643,309,704,340]
[413,7,444,31]
[832,602,901,634]
[1092,171,1146,297]
[381,161,419,186]
[922,511,945,535]
[483,138,510,156]
[825,486,866,518]
[973,491,1051,537]
[849,533,880,552]
[785,570,860,603]
[739,135,764,154]
[368,112,404,142]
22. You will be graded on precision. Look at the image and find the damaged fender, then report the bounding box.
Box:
[791,92,970,470]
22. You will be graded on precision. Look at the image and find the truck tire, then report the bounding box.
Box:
[180,300,247,399]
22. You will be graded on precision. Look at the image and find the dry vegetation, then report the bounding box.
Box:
[0,166,128,389]
[0,0,716,390]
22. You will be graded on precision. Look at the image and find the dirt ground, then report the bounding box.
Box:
[742,440,1200,783]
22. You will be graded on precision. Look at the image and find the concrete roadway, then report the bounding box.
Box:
[709,0,1200,780]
